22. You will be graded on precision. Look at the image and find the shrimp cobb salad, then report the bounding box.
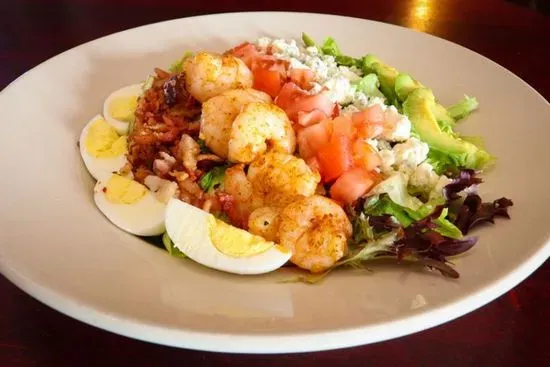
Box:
[78,33,513,282]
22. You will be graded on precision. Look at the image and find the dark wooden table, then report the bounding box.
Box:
[1,1,549,366]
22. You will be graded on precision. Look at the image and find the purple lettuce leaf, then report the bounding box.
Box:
[454,194,514,234]
[444,169,483,200]
[363,209,479,279]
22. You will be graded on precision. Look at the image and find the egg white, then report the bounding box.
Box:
[165,199,291,275]
[79,115,128,182]
[94,176,166,236]
[103,83,142,135]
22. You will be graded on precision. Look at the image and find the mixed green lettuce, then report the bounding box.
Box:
[198,165,227,192]
[162,231,187,258]
[352,74,385,99]
[364,195,463,239]
[282,34,512,283]
[168,51,194,74]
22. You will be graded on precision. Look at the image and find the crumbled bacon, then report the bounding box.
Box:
[128,68,201,171]
[134,166,154,184]
[178,134,200,175]
[126,68,207,206]
[217,192,249,229]
[202,199,213,213]
[153,152,176,177]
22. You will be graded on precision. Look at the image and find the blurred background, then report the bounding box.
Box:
[508,0,550,13]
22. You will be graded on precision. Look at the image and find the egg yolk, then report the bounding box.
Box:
[108,95,138,122]
[85,118,127,158]
[105,175,147,204]
[207,215,276,258]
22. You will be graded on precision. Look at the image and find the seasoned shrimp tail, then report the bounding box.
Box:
[223,152,320,230]
[183,52,253,102]
[278,195,352,273]
[247,152,320,209]
[228,102,296,164]
[248,206,281,242]
[200,88,272,158]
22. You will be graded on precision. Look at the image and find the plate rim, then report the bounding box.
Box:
[1,11,549,354]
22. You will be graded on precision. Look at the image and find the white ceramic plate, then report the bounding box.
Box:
[0,12,549,354]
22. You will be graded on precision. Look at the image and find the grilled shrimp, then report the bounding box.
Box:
[200,88,272,158]
[224,152,320,238]
[247,206,281,242]
[183,52,253,103]
[223,164,254,206]
[278,195,352,273]
[228,102,296,164]
[247,152,320,209]
[222,164,258,226]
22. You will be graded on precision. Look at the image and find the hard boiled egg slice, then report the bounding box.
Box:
[165,199,291,275]
[79,115,128,182]
[94,174,166,236]
[103,83,142,135]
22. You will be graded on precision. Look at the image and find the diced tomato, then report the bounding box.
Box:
[275,82,308,112]
[352,104,385,125]
[229,42,260,69]
[250,56,290,97]
[295,91,336,119]
[289,68,315,90]
[253,68,284,98]
[297,109,328,127]
[251,56,288,75]
[352,104,386,138]
[352,139,382,171]
[276,82,336,123]
[355,122,384,139]
[332,103,341,118]
[329,167,377,204]
[316,133,353,182]
[297,120,332,159]
[332,115,356,138]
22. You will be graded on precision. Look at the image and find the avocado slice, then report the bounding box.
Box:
[394,72,456,134]
[395,73,422,102]
[432,103,456,134]
[361,55,399,104]
[361,55,380,74]
[403,88,493,170]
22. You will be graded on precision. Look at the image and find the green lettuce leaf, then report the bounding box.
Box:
[198,165,227,192]
[427,147,494,176]
[141,74,155,93]
[448,95,479,121]
[351,211,375,243]
[426,149,459,175]
[304,34,361,67]
[169,51,194,74]
[301,32,317,48]
[364,196,416,227]
[433,208,463,239]
[320,37,341,56]
[370,172,424,210]
[335,55,358,67]
[364,196,462,239]
[353,73,385,98]
[196,138,211,154]
[162,232,187,258]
